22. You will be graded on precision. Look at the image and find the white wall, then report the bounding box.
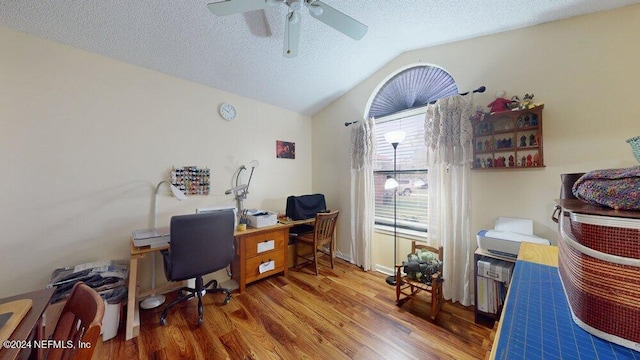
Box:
[0,27,312,298]
[312,5,640,269]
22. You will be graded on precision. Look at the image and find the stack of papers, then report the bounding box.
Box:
[132,226,170,247]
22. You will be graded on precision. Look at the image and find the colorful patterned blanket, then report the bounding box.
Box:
[572,166,640,210]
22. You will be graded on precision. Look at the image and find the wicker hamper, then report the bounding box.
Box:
[557,202,640,351]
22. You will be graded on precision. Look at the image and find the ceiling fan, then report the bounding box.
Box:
[207,0,368,58]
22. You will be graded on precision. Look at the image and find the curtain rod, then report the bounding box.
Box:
[344,86,486,127]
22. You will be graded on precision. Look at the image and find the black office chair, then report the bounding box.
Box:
[159,210,235,326]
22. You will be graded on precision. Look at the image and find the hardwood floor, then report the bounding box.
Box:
[95,258,493,359]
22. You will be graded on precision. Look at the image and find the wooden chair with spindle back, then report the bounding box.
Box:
[293,210,339,275]
[395,241,444,320]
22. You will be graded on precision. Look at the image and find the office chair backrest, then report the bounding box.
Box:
[48,282,105,360]
[167,210,235,281]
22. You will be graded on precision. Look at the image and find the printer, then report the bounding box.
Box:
[477,217,550,258]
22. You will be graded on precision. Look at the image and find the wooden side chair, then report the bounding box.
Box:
[395,241,444,320]
[293,210,339,275]
[47,282,105,360]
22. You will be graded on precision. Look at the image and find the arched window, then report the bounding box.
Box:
[366,64,458,119]
[367,64,458,232]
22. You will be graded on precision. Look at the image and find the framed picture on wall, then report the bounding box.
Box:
[276,140,295,159]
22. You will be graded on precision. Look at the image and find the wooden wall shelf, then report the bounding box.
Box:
[472,105,544,170]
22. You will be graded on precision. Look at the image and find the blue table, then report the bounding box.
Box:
[493,257,640,359]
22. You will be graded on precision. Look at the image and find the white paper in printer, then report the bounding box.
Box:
[477,217,550,258]
[484,217,546,243]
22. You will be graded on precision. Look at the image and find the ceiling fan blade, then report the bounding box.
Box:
[243,10,272,37]
[308,0,368,40]
[283,12,301,58]
[207,0,268,16]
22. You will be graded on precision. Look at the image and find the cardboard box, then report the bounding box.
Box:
[246,211,278,228]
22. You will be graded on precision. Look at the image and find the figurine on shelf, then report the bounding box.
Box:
[521,156,526,167]
[485,140,493,150]
[526,154,533,167]
[477,141,483,152]
[508,155,515,167]
[529,134,537,146]
[534,154,540,166]
[487,157,493,168]
[474,158,482,168]
[508,96,521,110]
[524,115,531,127]
[530,114,538,127]
[487,91,511,113]
[520,93,535,109]
[471,106,486,122]
[520,135,527,147]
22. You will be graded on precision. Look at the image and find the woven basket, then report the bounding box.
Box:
[558,210,640,351]
[626,136,640,163]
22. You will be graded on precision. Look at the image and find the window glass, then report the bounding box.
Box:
[374,113,428,232]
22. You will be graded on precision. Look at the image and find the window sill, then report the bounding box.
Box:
[375,224,427,241]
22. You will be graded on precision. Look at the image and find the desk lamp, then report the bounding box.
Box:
[224,160,259,216]
[384,130,405,286]
[140,181,187,310]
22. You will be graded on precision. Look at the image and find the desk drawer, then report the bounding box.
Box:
[245,249,285,282]
[244,229,286,258]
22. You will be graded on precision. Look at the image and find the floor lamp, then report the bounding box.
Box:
[384,130,406,286]
[140,180,187,310]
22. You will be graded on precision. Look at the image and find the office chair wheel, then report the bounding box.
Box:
[197,316,203,327]
[223,294,231,305]
[160,317,167,326]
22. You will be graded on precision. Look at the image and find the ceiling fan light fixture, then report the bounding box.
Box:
[288,11,300,24]
[288,0,303,11]
[308,3,323,16]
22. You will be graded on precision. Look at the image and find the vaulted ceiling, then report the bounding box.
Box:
[2,1,638,115]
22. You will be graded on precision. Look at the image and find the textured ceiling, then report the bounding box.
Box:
[1,0,639,116]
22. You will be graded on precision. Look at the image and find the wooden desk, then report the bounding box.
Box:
[232,223,292,293]
[278,218,315,227]
[125,240,183,340]
[126,223,293,340]
[0,288,55,360]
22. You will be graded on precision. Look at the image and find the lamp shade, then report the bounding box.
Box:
[384,178,399,190]
[308,3,323,16]
[168,184,187,200]
[384,130,406,145]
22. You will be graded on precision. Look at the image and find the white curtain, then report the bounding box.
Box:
[424,94,475,306]
[349,118,376,270]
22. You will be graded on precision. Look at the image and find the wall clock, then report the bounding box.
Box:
[219,103,237,121]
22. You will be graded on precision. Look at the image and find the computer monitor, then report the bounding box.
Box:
[285,194,326,236]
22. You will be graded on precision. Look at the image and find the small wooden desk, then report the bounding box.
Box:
[278,218,315,227]
[126,223,294,340]
[125,240,182,340]
[0,288,55,360]
[232,223,292,293]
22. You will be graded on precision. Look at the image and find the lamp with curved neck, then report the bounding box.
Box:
[140,180,186,310]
